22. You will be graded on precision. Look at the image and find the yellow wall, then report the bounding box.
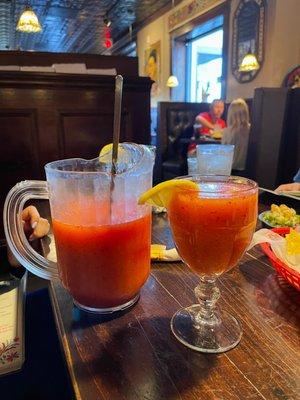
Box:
[138,0,225,106]
[227,0,300,101]
[137,0,300,104]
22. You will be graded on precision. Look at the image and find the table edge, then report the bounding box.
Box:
[48,281,82,400]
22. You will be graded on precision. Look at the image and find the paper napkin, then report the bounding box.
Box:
[249,229,300,272]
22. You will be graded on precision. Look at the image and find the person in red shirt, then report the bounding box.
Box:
[187,99,226,155]
[196,99,226,136]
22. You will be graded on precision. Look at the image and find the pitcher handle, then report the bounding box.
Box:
[3,180,59,280]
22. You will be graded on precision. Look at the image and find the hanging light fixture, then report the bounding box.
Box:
[103,16,111,27]
[166,75,179,87]
[239,49,260,72]
[16,5,42,33]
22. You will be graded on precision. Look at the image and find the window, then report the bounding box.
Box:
[170,5,228,102]
[187,28,223,102]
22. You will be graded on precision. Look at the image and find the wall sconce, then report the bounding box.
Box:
[238,50,260,72]
[166,75,179,87]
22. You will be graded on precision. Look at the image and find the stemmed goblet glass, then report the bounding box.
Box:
[168,175,258,353]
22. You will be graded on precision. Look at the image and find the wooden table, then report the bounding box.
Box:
[42,206,300,400]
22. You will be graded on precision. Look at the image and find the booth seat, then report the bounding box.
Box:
[156,102,210,181]
[155,92,298,189]
[246,87,300,188]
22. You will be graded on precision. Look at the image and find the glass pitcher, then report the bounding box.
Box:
[4,143,154,313]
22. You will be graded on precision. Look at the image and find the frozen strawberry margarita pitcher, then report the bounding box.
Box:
[4,143,154,313]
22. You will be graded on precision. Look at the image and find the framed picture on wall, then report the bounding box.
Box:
[144,41,161,97]
[232,0,266,83]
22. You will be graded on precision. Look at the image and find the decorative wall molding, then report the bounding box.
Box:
[168,0,225,32]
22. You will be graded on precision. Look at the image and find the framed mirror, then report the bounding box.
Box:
[232,0,266,83]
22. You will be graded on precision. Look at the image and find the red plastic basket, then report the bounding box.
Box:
[260,227,300,291]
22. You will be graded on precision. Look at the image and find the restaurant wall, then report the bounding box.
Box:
[226,0,300,101]
[137,0,300,105]
[137,0,226,106]
[137,13,170,106]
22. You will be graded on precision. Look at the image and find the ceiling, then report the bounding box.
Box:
[0,0,174,54]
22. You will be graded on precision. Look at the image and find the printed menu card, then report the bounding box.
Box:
[0,272,26,376]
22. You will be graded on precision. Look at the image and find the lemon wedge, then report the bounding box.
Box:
[138,179,198,208]
[99,143,113,157]
[100,143,123,159]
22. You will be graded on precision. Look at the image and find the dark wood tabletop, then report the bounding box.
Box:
[41,201,300,400]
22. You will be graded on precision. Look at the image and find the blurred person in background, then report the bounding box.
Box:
[195,99,226,136]
[222,98,250,173]
[275,169,300,192]
[187,99,226,155]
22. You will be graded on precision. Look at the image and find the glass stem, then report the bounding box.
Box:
[194,276,220,325]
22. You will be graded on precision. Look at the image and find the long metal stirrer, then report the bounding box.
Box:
[111,75,123,175]
[109,75,123,222]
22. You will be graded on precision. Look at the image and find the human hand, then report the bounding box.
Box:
[21,206,50,241]
[7,206,50,267]
[275,182,300,193]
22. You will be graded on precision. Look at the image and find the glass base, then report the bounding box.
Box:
[73,293,140,314]
[171,304,242,353]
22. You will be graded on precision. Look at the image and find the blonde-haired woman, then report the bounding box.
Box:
[222,98,250,172]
